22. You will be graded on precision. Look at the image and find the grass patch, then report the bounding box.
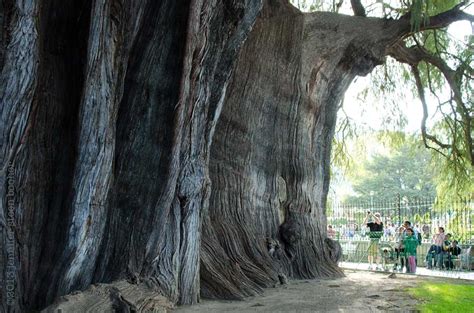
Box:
[408,282,474,313]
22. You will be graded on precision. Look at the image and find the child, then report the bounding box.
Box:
[393,226,405,272]
[403,228,418,273]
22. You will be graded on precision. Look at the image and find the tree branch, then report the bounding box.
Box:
[386,2,474,167]
[397,2,474,38]
[410,65,451,158]
[350,0,366,17]
[388,41,464,110]
[394,44,474,166]
[335,0,344,13]
[422,1,474,30]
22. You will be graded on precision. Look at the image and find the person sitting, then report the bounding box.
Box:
[439,233,453,269]
[445,240,462,270]
[425,227,445,269]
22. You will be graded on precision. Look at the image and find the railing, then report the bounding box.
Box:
[335,234,472,268]
[328,196,473,244]
[327,196,474,275]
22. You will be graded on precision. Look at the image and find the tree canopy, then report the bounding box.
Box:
[292,0,474,198]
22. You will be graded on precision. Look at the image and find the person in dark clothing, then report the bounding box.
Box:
[445,239,462,270]
[363,212,383,270]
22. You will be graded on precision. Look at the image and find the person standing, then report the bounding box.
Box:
[403,228,418,273]
[327,225,336,239]
[363,212,384,270]
[402,220,422,265]
[403,221,420,239]
[393,226,405,272]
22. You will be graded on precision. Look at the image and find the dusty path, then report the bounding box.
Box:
[174,270,470,312]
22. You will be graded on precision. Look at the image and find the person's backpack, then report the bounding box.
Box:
[417,232,422,245]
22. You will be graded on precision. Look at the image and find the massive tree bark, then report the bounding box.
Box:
[1,0,262,311]
[0,0,468,311]
[201,1,405,298]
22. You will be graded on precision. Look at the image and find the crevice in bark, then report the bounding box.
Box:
[94,0,191,298]
[0,0,92,309]
[32,0,92,305]
[0,0,14,71]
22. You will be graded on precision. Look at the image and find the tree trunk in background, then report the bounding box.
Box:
[201,1,411,298]
[202,3,344,300]
[0,0,413,311]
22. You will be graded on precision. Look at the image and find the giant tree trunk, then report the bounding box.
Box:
[1,0,262,311]
[1,0,415,311]
[201,1,413,298]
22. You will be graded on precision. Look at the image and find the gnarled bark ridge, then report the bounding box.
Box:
[0,0,447,311]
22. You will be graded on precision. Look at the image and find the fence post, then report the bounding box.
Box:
[397,193,401,227]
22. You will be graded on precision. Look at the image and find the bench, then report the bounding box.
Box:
[453,246,474,271]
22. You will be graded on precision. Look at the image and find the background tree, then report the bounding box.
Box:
[345,137,437,203]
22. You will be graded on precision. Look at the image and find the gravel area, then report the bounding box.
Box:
[174,270,471,312]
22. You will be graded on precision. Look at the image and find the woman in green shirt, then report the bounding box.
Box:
[403,228,418,273]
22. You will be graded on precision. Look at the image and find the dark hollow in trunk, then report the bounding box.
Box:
[1,0,417,311]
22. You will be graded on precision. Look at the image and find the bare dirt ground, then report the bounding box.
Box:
[174,270,472,312]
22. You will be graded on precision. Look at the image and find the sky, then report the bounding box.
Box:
[290,1,473,134]
[343,20,473,134]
